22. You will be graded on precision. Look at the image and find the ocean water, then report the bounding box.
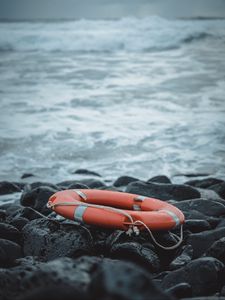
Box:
[0,16,225,183]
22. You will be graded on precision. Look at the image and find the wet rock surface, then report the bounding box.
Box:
[1,175,225,299]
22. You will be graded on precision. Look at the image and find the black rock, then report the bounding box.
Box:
[9,216,29,231]
[68,183,89,189]
[185,178,224,189]
[184,219,211,233]
[0,209,6,222]
[166,282,192,298]
[0,238,22,267]
[110,242,160,273]
[20,186,58,214]
[209,182,225,199]
[204,237,225,264]
[73,168,101,177]
[161,257,224,297]
[147,175,172,184]
[169,245,193,270]
[25,181,59,191]
[183,297,225,300]
[21,173,35,179]
[22,218,93,261]
[174,199,225,218]
[0,222,21,244]
[187,227,225,258]
[113,176,139,187]
[0,256,99,300]
[79,179,106,188]
[89,258,173,300]
[0,181,21,195]
[126,181,200,201]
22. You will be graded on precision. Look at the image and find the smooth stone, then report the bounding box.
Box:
[204,237,225,264]
[73,168,101,177]
[110,242,160,273]
[126,181,200,201]
[9,216,29,231]
[0,209,6,222]
[174,199,225,218]
[0,238,22,267]
[68,183,89,189]
[209,182,225,199]
[185,178,224,189]
[24,182,59,191]
[147,175,172,184]
[169,245,193,270]
[184,219,211,233]
[78,179,106,188]
[187,227,225,258]
[113,176,139,187]
[0,181,21,195]
[21,173,35,179]
[181,297,225,300]
[22,218,93,261]
[20,186,58,214]
[0,222,21,244]
[166,282,192,299]
[161,257,224,297]
[89,258,173,300]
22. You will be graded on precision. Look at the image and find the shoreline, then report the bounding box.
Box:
[0,172,225,299]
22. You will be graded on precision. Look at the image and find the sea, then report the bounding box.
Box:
[0,16,225,184]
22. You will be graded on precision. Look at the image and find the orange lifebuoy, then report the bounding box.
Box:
[47,189,184,231]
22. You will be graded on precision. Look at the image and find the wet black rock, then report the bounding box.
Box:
[73,168,101,177]
[166,282,192,299]
[204,237,225,264]
[110,242,161,273]
[126,181,200,201]
[174,199,225,218]
[169,245,193,270]
[57,180,88,189]
[161,257,224,297]
[68,182,89,189]
[209,182,225,199]
[20,186,58,215]
[0,223,21,244]
[89,258,173,300]
[147,175,172,184]
[0,238,22,267]
[184,219,211,233]
[113,176,139,187]
[0,209,6,222]
[79,178,106,188]
[25,181,59,191]
[21,173,35,179]
[9,216,29,231]
[22,218,93,261]
[185,178,224,189]
[184,298,225,300]
[0,181,21,195]
[187,227,225,258]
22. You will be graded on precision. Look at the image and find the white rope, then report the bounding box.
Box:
[47,201,183,250]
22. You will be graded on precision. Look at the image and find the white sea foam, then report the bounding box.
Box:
[0,17,224,52]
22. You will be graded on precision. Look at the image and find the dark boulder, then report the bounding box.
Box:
[169,245,193,270]
[204,237,225,264]
[20,186,58,215]
[110,242,160,273]
[126,181,200,201]
[0,181,21,195]
[166,282,192,299]
[174,199,225,218]
[89,258,173,300]
[185,178,224,189]
[0,209,6,222]
[73,168,101,177]
[147,175,172,184]
[9,216,29,231]
[0,222,21,244]
[184,219,211,233]
[22,218,93,261]
[209,182,225,199]
[187,227,225,258]
[113,176,139,187]
[24,181,59,191]
[79,179,106,188]
[0,238,22,267]
[161,257,224,297]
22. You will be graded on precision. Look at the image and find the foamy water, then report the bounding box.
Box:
[0,17,225,183]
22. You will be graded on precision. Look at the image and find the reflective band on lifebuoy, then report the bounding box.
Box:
[48,189,185,231]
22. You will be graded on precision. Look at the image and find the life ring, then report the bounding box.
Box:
[47,189,184,231]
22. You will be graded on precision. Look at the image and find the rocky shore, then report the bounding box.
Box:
[1,171,225,300]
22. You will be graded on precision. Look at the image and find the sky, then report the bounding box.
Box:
[0,0,225,20]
